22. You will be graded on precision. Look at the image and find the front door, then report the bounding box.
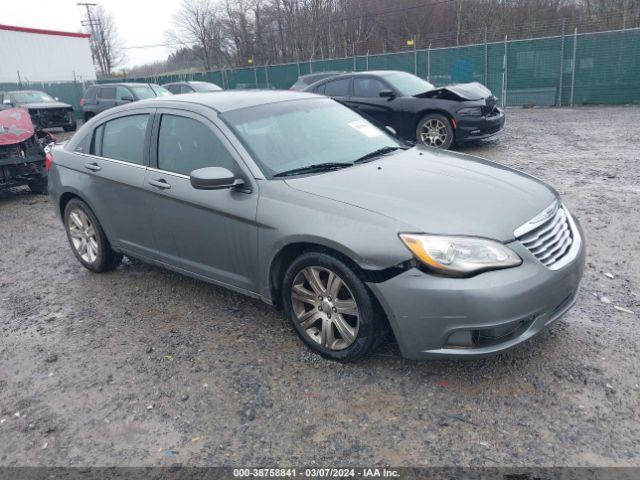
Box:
[348,76,393,127]
[144,109,259,293]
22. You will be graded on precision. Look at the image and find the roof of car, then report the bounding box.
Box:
[97,83,152,88]
[5,90,47,94]
[135,90,321,113]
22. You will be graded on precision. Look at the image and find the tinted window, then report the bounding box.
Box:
[99,87,116,100]
[313,83,326,95]
[353,78,386,97]
[323,78,350,97]
[166,84,179,94]
[158,115,236,176]
[100,114,149,164]
[180,85,194,94]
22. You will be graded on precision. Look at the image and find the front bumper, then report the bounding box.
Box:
[367,227,585,360]
[455,109,505,142]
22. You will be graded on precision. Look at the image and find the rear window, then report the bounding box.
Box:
[99,87,116,100]
[324,78,350,97]
[96,114,149,165]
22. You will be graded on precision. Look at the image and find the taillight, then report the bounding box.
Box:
[45,151,53,172]
[80,98,86,106]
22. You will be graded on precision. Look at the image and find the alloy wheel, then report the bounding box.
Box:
[419,118,448,147]
[291,266,360,350]
[67,208,99,264]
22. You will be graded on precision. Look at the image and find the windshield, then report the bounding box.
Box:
[382,72,434,96]
[221,98,402,178]
[130,85,160,99]
[11,91,56,104]
[150,84,173,96]
[192,82,222,92]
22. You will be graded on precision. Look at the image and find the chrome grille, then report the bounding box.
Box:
[516,204,574,268]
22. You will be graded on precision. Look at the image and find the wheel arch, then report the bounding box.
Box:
[268,241,369,309]
[58,190,116,248]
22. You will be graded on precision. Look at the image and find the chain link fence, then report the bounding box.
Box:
[2,27,638,114]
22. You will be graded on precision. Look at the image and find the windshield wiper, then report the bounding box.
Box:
[353,146,406,164]
[273,162,354,178]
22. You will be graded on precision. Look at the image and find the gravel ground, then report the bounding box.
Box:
[0,106,639,467]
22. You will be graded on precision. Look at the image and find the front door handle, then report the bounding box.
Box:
[84,162,101,172]
[148,178,171,190]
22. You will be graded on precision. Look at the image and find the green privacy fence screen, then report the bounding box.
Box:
[2,27,639,115]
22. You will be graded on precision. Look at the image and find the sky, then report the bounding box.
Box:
[2,0,176,69]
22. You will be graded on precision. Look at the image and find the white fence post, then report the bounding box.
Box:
[558,20,565,107]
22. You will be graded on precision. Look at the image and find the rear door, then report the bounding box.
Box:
[144,108,259,292]
[78,109,157,257]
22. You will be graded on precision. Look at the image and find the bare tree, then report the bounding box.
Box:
[83,6,125,77]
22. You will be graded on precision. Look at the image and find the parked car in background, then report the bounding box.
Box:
[289,71,348,91]
[80,83,172,121]
[49,91,583,362]
[304,70,505,149]
[164,81,223,94]
[0,90,76,132]
[0,107,53,194]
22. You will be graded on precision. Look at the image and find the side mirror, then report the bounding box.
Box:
[379,89,395,99]
[190,167,243,190]
[121,95,134,102]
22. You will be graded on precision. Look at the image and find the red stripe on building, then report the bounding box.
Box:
[0,24,91,39]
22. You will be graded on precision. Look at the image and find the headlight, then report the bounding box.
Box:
[458,107,483,116]
[399,233,522,276]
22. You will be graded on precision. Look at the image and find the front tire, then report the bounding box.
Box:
[282,251,385,362]
[416,113,454,149]
[64,198,122,272]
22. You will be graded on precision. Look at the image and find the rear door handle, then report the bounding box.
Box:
[148,178,171,190]
[84,162,101,172]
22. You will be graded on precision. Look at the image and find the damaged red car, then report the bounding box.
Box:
[0,107,53,194]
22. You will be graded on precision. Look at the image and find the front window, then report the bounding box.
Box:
[221,98,401,178]
[157,114,237,175]
[381,72,434,96]
[11,91,56,103]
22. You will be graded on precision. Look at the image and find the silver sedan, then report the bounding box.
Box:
[47,91,585,362]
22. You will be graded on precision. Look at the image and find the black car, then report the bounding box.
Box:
[289,71,348,91]
[163,81,222,94]
[80,83,172,121]
[303,71,505,149]
[0,90,76,131]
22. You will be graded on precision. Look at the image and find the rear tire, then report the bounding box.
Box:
[282,251,386,362]
[63,198,122,272]
[416,113,454,149]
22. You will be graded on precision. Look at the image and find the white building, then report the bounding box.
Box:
[0,24,96,83]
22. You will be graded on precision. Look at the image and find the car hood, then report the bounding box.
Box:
[417,82,493,101]
[0,108,34,146]
[284,147,557,242]
[20,102,72,110]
